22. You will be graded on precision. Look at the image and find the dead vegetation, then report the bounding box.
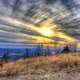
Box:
[0,53,80,77]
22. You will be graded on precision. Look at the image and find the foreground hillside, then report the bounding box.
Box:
[0,53,80,80]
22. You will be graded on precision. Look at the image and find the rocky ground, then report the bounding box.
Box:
[0,53,80,80]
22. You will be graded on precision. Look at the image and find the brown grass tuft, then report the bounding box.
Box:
[0,53,80,76]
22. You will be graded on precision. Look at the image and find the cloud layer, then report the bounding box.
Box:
[0,0,80,45]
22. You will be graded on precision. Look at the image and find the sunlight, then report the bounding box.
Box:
[39,27,53,37]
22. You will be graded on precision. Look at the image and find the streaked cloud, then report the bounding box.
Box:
[0,0,80,45]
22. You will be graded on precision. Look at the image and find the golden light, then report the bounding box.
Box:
[39,27,53,37]
[36,37,54,43]
[55,32,77,42]
[0,16,77,45]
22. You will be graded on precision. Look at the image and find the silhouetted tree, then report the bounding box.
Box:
[46,46,51,56]
[69,43,77,52]
[36,43,43,56]
[2,53,9,62]
[63,45,70,53]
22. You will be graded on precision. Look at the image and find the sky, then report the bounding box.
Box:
[0,0,80,46]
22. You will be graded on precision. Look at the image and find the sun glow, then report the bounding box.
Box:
[0,16,77,45]
[39,27,53,37]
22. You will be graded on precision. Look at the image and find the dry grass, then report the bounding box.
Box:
[0,53,80,76]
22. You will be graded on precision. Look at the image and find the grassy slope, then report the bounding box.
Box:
[0,53,80,76]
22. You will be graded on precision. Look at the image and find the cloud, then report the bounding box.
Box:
[0,0,80,44]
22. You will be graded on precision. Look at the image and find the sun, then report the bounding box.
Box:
[39,27,53,37]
